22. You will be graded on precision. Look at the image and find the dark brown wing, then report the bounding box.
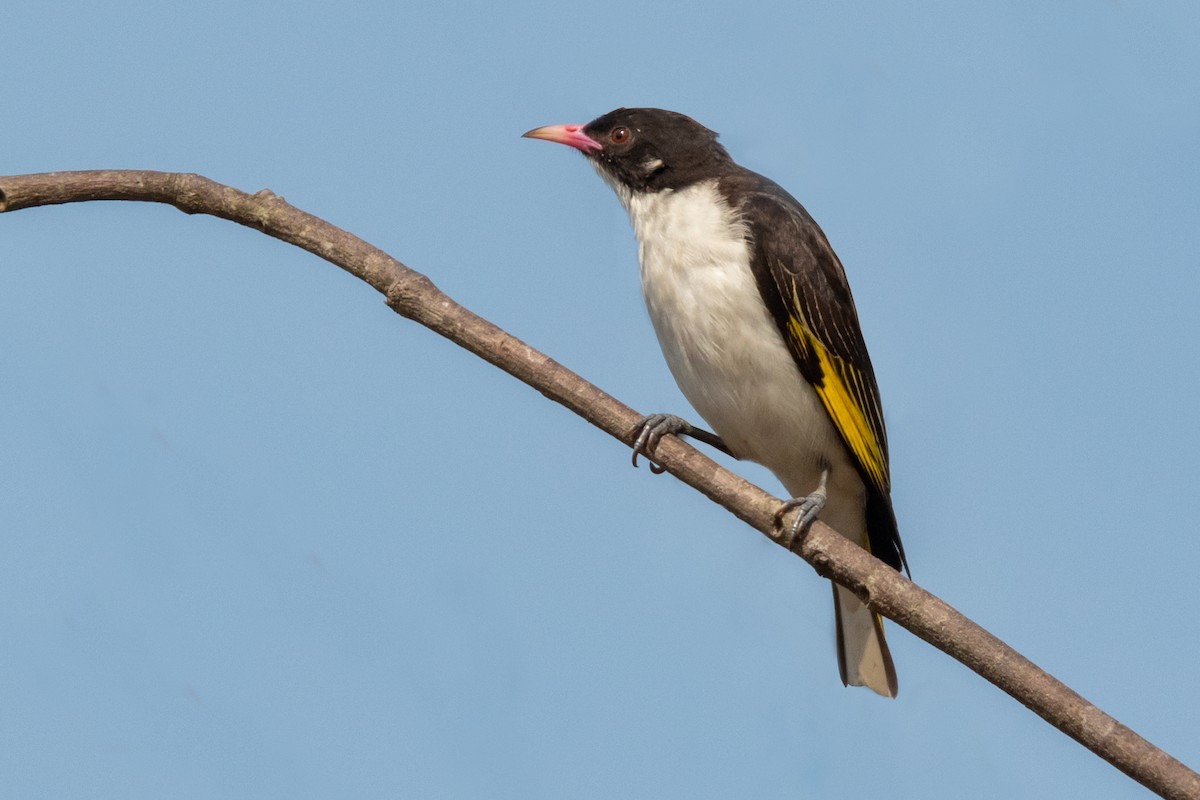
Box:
[732,176,907,573]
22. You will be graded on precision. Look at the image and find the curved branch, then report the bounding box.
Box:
[2,170,1196,800]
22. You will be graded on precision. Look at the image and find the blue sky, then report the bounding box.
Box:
[3,2,1199,797]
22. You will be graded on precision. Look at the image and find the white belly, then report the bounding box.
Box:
[622,181,866,536]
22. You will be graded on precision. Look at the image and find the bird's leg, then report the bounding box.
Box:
[773,469,829,549]
[628,413,733,474]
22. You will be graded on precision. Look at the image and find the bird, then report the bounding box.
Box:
[523,108,907,698]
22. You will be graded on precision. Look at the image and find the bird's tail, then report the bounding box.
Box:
[833,583,898,698]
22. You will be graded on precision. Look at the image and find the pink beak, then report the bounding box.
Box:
[522,123,602,153]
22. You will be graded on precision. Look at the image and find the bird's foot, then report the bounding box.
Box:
[629,413,693,474]
[773,471,829,549]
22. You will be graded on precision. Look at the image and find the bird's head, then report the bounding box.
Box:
[523,107,731,194]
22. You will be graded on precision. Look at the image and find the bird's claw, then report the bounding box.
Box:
[629,413,692,474]
[773,485,829,549]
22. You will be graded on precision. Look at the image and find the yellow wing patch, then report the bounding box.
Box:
[787,316,888,493]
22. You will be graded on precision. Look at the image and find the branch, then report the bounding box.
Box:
[2,170,1196,800]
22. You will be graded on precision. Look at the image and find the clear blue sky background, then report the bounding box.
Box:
[3,2,1198,797]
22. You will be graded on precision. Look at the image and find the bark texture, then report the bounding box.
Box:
[2,170,1196,800]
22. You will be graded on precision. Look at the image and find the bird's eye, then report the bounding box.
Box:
[609,126,631,144]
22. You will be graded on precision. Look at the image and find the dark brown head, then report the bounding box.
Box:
[524,107,733,193]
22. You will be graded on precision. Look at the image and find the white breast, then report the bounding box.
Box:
[617,180,863,520]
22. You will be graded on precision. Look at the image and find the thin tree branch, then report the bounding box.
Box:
[2,170,1196,800]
